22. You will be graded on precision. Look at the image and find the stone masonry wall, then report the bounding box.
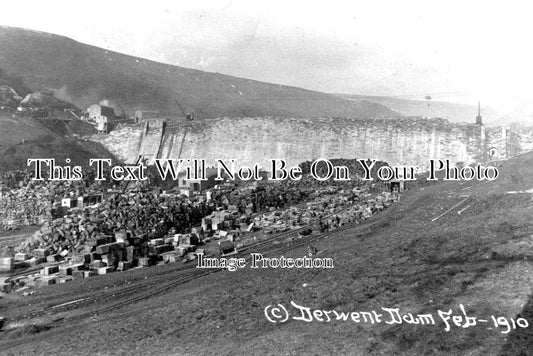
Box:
[94,117,528,170]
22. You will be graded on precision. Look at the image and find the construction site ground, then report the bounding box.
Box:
[1,152,533,355]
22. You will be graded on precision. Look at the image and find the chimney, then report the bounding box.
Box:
[475,101,483,125]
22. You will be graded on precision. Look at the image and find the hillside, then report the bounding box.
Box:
[0,26,395,119]
[2,150,533,355]
[0,114,116,171]
[338,94,502,124]
[500,103,533,125]
[0,137,117,172]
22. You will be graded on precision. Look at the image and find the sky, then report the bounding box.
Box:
[1,0,532,113]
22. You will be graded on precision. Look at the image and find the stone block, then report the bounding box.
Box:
[149,238,164,246]
[41,265,59,276]
[152,245,174,255]
[72,270,85,279]
[28,257,46,267]
[82,270,95,278]
[160,252,175,263]
[14,253,29,262]
[73,254,91,264]
[175,246,188,257]
[14,261,30,269]
[58,265,73,276]
[46,254,60,263]
[115,230,127,242]
[96,266,114,275]
[95,242,120,255]
[126,246,135,262]
[58,276,73,284]
[90,260,106,269]
[36,277,56,287]
[33,248,50,257]
[138,257,152,267]
[117,261,133,271]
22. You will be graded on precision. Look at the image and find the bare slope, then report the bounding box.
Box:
[0,137,117,172]
[0,26,395,119]
[0,114,115,171]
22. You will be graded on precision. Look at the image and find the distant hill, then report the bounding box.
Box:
[499,103,533,125]
[337,94,502,124]
[0,26,395,119]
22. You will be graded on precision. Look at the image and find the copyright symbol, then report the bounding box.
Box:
[264,304,289,323]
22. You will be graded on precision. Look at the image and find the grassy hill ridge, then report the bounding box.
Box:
[0,26,395,120]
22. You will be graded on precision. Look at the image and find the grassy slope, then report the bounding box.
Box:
[3,152,533,355]
[0,27,395,120]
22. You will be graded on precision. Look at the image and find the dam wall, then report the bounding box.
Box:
[95,117,530,170]
[137,120,166,164]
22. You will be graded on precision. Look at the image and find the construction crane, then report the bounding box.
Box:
[174,99,194,122]
[67,109,82,120]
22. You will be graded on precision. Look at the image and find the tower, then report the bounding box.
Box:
[475,101,487,162]
[475,101,483,125]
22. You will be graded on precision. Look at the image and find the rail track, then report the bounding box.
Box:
[0,204,388,349]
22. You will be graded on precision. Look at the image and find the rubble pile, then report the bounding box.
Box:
[17,191,215,256]
[0,189,51,229]
[0,174,52,229]
[0,163,403,292]
[254,187,398,234]
[4,229,204,291]
[0,170,106,230]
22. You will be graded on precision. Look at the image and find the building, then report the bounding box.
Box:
[61,194,104,209]
[95,115,108,134]
[88,104,115,133]
[88,104,115,121]
[177,168,218,196]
